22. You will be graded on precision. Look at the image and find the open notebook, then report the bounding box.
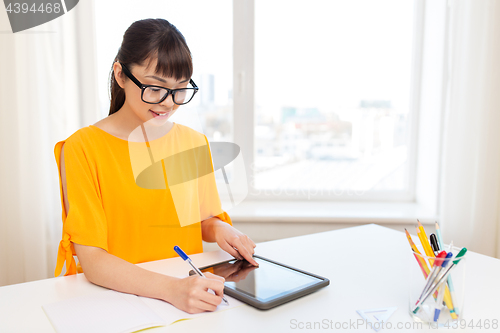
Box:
[42,289,243,333]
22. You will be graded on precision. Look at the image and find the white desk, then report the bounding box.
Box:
[1,224,499,332]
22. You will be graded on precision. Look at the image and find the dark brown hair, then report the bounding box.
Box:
[108,19,193,115]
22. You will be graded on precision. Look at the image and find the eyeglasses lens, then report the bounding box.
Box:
[143,87,168,103]
[173,89,195,105]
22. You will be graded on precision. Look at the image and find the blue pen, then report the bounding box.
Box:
[433,252,453,321]
[174,246,229,305]
[436,222,459,315]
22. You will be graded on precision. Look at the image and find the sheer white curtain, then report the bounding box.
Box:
[0,1,100,286]
[439,0,500,258]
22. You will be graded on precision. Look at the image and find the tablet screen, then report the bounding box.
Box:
[200,257,323,302]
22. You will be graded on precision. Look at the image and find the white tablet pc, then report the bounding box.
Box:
[189,255,329,310]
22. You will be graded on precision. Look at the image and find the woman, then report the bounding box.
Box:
[54,18,257,314]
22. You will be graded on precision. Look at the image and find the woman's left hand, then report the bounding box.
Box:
[212,220,258,266]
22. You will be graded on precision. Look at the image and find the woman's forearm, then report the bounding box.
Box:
[75,244,178,303]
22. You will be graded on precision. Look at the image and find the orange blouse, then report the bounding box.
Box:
[54,123,231,276]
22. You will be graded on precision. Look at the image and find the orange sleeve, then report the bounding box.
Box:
[54,137,108,276]
[215,211,232,226]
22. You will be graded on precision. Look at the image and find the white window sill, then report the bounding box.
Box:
[227,200,437,225]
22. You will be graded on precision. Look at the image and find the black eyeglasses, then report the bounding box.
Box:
[120,62,199,105]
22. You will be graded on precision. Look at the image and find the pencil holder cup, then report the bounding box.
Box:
[408,247,467,328]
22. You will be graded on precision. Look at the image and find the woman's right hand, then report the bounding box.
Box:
[165,272,226,314]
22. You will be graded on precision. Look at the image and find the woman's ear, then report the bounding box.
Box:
[113,62,125,89]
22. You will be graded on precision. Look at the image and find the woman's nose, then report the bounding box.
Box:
[159,93,175,108]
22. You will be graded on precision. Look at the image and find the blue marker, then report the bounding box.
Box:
[174,245,229,305]
[434,252,453,321]
[436,222,459,315]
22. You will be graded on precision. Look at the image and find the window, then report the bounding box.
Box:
[252,0,415,200]
[95,0,419,202]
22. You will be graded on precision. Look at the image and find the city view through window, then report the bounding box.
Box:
[253,0,414,198]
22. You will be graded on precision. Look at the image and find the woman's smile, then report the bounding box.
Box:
[149,109,171,118]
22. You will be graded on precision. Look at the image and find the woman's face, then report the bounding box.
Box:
[113,58,190,125]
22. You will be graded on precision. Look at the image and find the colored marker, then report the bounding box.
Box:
[436,222,460,316]
[430,234,440,256]
[416,224,457,318]
[434,252,454,321]
[416,251,447,305]
[413,248,467,314]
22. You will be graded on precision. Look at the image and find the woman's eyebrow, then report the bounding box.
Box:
[145,75,189,84]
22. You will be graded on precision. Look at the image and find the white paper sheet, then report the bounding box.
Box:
[42,290,166,333]
[42,288,245,333]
